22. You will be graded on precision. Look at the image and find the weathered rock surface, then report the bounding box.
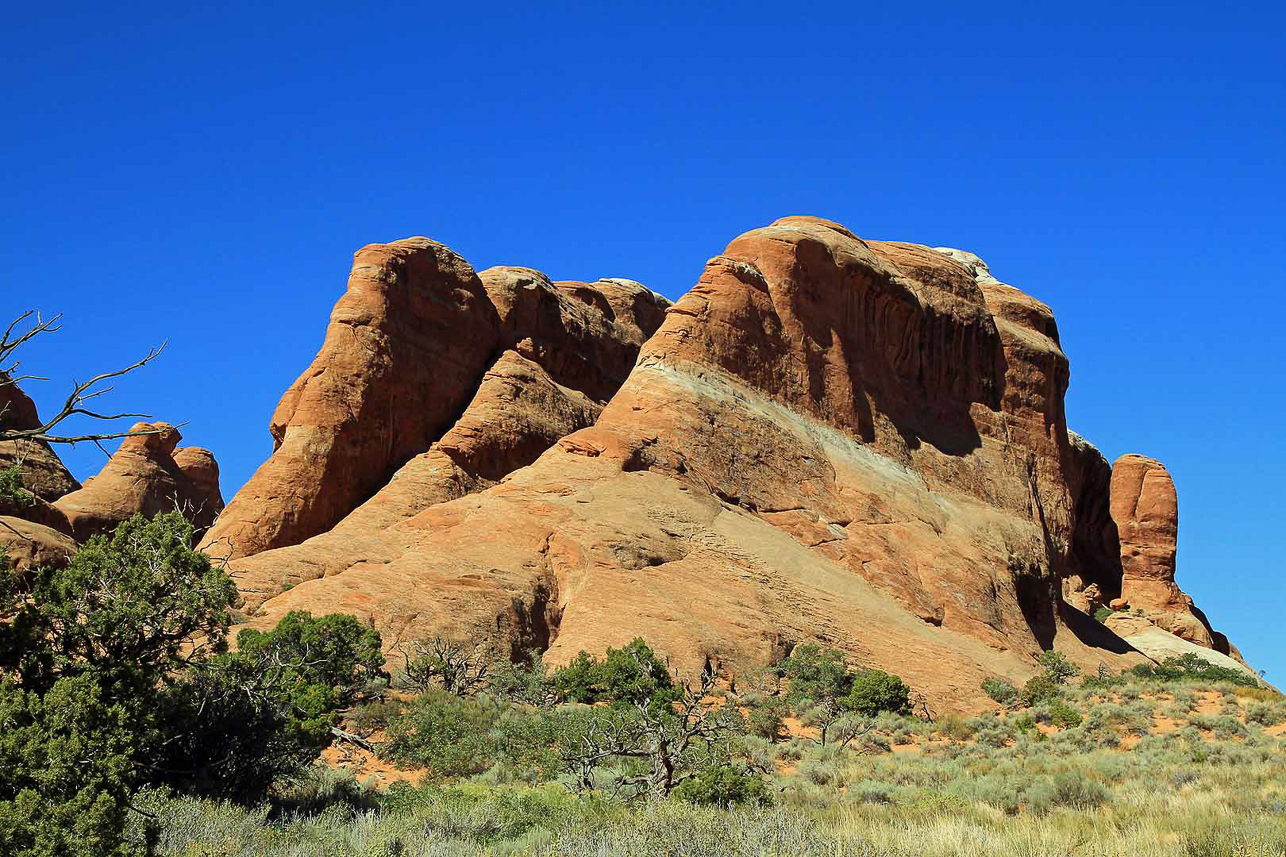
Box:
[223,267,671,600]
[201,239,505,560]
[53,422,223,542]
[0,516,77,576]
[1063,432,1121,613]
[0,375,80,501]
[1108,454,1218,648]
[216,217,1249,708]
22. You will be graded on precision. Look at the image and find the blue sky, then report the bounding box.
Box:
[3,3,1282,677]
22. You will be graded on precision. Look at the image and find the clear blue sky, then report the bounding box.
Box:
[4,3,1282,677]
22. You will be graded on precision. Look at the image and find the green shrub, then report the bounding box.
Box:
[1027,772,1110,813]
[488,650,559,708]
[348,698,404,737]
[781,644,852,709]
[0,512,238,856]
[1047,699,1083,728]
[746,696,787,740]
[981,677,1020,706]
[842,670,912,716]
[1012,713,1039,734]
[938,713,975,741]
[1127,653,1260,688]
[671,765,771,807]
[550,638,675,708]
[0,465,33,509]
[1093,606,1116,623]
[1021,675,1060,706]
[1246,701,1286,726]
[381,688,498,779]
[1082,664,1126,691]
[1037,651,1081,686]
[153,609,386,802]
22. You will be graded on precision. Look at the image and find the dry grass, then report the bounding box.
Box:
[130,684,1286,856]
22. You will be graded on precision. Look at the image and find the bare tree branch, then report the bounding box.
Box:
[0,310,170,447]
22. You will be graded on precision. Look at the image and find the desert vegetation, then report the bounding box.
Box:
[3,512,1285,856]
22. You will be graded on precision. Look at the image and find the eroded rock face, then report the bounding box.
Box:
[53,422,223,542]
[224,266,671,603]
[1109,454,1216,648]
[0,516,77,576]
[223,217,1225,708]
[1063,432,1122,613]
[201,239,504,560]
[0,375,80,501]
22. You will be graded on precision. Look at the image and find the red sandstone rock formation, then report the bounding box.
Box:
[0,517,76,576]
[0,374,80,501]
[201,239,507,560]
[1063,432,1122,613]
[222,266,671,600]
[215,216,1250,708]
[53,422,223,542]
[1108,454,1216,648]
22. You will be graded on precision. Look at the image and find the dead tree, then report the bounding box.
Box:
[564,662,744,799]
[395,636,492,696]
[0,310,167,447]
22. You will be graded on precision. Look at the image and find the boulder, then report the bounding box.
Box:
[53,422,223,542]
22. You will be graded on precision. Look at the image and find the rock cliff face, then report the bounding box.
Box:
[212,216,1244,707]
[201,239,505,560]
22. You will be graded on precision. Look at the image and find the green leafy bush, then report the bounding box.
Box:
[488,650,560,708]
[746,696,787,740]
[842,670,912,716]
[381,688,498,779]
[0,465,33,509]
[155,610,384,801]
[1037,651,1081,686]
[551,638,675,708]
[1020,675,1060,706]
[0,512,236,856]
[782,644,852,708]
[381,690,592,784]
[1127,653,1260,688]
[1046,698,1083,728]
[981,677,1020,706]
[671,765,770,807]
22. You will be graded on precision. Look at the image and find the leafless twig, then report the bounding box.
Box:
[0,309,168,446]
